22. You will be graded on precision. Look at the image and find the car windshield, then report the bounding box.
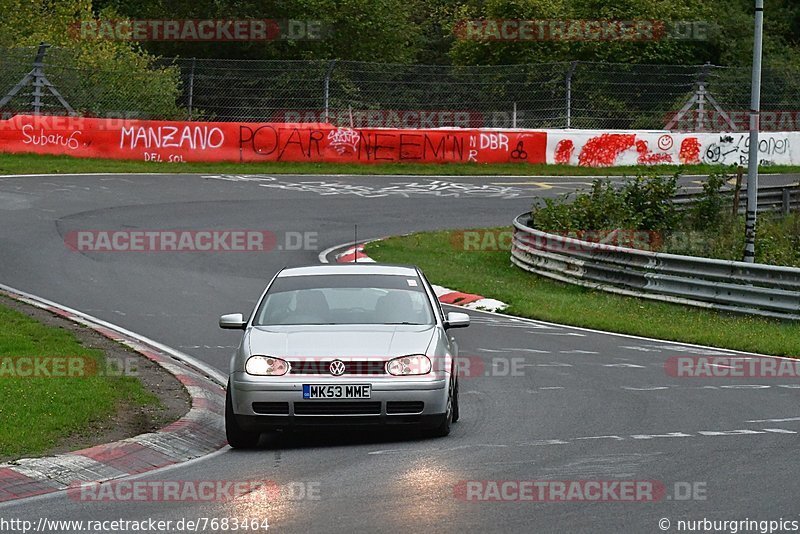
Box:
[253,273,435,326]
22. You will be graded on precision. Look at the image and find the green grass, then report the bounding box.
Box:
[0,302,159,459]
[366,230,800,357]
[2,152,800,177]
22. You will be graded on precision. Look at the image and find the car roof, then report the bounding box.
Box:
[277,263,420,277]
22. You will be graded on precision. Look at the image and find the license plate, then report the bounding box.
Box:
[303,384,371,399]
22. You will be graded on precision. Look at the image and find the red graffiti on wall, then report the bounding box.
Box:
[554,139,574,164]
[635,139,672,165]
[577,134,636,167]
[679,137,701,164]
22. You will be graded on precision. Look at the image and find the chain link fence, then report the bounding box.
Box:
[2,44,800,130]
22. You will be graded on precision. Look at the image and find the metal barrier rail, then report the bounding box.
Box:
[511,213,800,320]
[673,183,800,214]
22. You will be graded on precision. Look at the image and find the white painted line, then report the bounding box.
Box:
[698,430,767,436]
[630,433,693,439]
[762,428,797,434]
[746,416,800,423]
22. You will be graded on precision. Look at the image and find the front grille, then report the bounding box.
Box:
[287,360,386,375]
[252,402,290,415]
[294,401,381,416]
[386,401,424,414]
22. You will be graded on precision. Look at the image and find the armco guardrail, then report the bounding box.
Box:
[511,214,800,321]
[674,183,800,214]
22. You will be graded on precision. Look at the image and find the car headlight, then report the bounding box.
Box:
[386,354,432,376]
[245,356,289,376]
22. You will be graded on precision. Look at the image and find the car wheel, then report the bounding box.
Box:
[428,380,454,437]
[452,378,460,423]
[225,383,261,449]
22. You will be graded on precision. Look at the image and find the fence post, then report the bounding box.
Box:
[30,42,50,114]
[733,165,743,215]
[782,188,790,215]
[512,101,517,128]
[323,59,337,124]
[565,61,578,129]
[187,58,196,120]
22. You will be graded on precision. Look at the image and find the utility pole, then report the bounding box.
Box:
[743,0,764,262]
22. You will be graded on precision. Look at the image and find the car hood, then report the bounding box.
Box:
[247,324,437,358]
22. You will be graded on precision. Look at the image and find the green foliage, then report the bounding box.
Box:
[0,0,183,119]
[666,212,800,268]
[688,172,728,231]
[531,172,679,235]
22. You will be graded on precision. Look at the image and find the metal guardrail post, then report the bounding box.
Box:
[782,188,791,215]
[733,166,743,216]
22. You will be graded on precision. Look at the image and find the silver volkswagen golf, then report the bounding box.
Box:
[220,263,470,448]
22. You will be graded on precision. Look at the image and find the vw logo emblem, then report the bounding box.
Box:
[329,360,346,376]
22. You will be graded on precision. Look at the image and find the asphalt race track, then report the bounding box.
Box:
[0,172,798,533]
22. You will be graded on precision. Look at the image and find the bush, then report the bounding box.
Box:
[0,1,184,120]
[688,172,728,231]
[531,172,679,235]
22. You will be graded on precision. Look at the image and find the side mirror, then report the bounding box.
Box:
[219,313,246,330]
[445,311,470,329]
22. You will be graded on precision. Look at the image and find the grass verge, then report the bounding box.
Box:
[0,302,159,458]
[366,229,800,357]
[2,152,800,177]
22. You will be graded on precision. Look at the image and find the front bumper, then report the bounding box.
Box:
[229,372,449,430]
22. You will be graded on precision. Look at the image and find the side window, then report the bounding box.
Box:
[419,273,445,324]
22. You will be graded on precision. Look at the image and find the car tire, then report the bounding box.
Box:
[225,383,261,449]
[428,380,454,437]
[452,378,460,423]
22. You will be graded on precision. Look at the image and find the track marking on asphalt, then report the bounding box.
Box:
[620,384,798,392]
[517,362,573,368]
[366,423,798,455]
[204,174,543,199]
[630,433,693,440]
[559,349,598,354]
[620,344,733,356]
[468,316,556,330]
[746,416,800,423]
[603,363,646,368]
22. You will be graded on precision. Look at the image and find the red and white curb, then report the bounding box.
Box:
[0,285,227,503]
[332,245,508,312]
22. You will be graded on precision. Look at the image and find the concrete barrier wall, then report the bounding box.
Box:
[1,115,798,167]
[545,129,799,167]
[0,115,546,164]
